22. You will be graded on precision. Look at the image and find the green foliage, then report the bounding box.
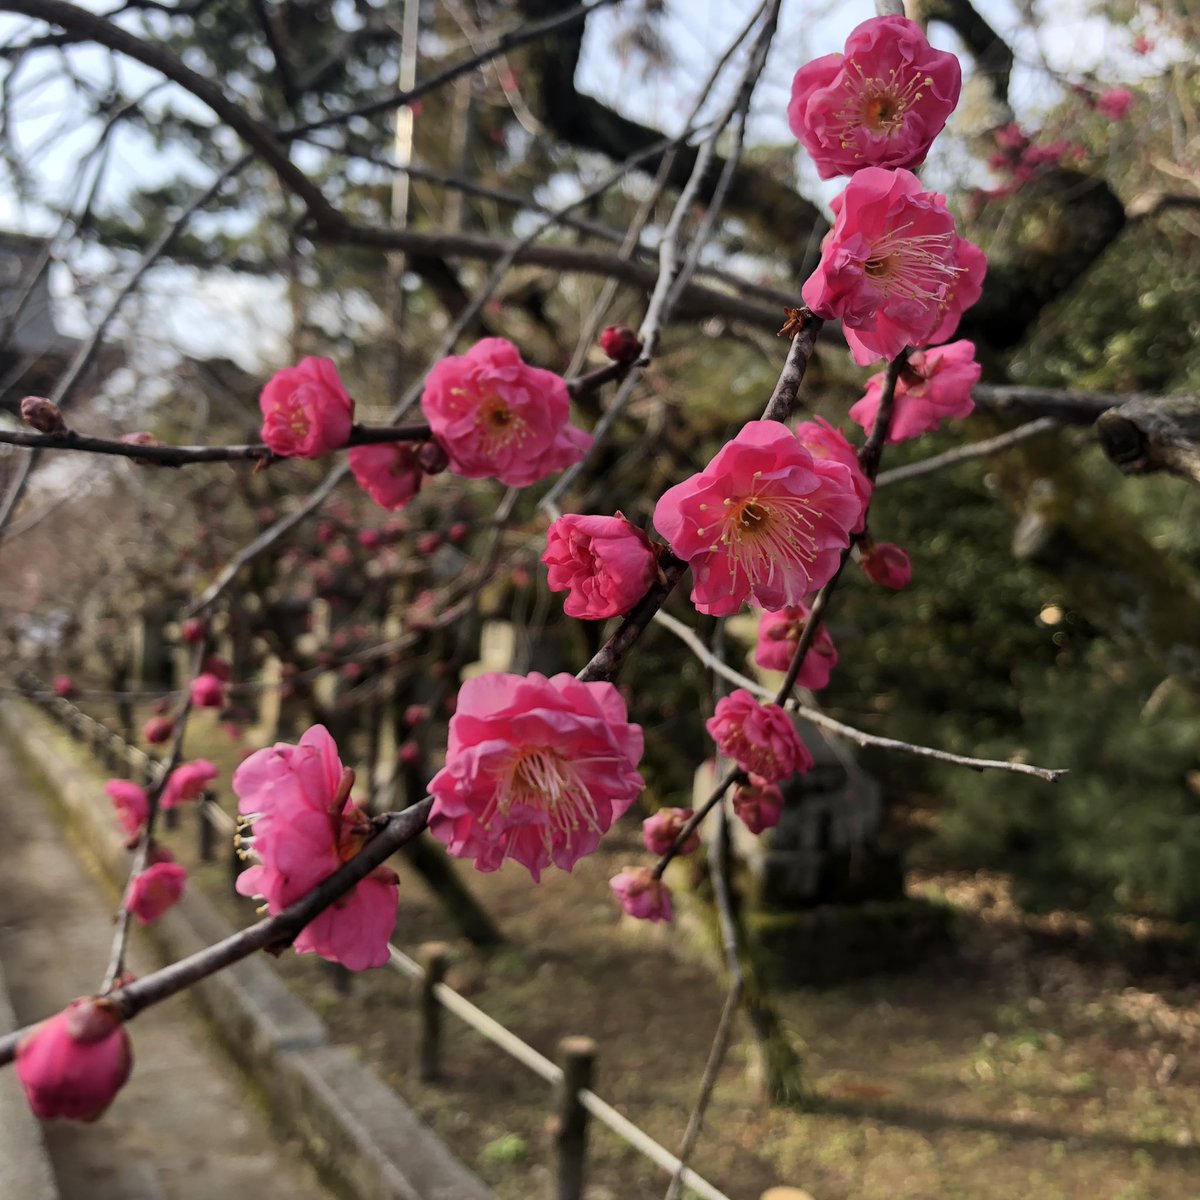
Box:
[478,1132,530,1167]
[934,647,1200,920]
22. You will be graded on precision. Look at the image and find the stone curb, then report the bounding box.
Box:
[0,699,493,1200]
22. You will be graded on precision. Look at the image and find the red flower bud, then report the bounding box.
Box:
[142,716,174,745]
[599,324,642,364]
[417,439,450,476]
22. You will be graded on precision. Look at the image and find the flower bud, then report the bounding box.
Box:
[142,715,174,745]
[180,617,207,644]
[16,996,133,1121]
[599,324,642,364]
[127,862,188,925]
[20,395,64,434]
[416,439,450,476]
[609,867,672,922]
[859,539,912,590]
[641,808,699,857]
[190,673,225,709]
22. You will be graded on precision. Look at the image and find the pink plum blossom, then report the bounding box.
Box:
[787,15,962,179]
[16,997,132,1121]
[802,167,984,365]
[794,418,872,532]
[190,673,224,708]
[732,777,785,834]
[259,357,354,459]
[755,604,838,690]
[610,867,673,922]
[860,539,912,589]
[420,338,592,487]
[925,237,986,347]
[706,690,813,783]
[233,725,398,971]
[653,421,862,616]
[105,780,149,842]
[161,759,219,808]
[127,861,188,924]
[427,672,645,881]
[849,340,981,442]
[348,442,423,511]
[642,807,699,857]
[1095,87,1134,120]
[542,513,658,619]
[53,675,76,699]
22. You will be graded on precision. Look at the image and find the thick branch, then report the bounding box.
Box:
[1096,395,1200,486]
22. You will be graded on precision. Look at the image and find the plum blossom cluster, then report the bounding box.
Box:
[790,17,986,367]
[983,122,1085,199]
[258,337,593,505]
[233,725,399,971]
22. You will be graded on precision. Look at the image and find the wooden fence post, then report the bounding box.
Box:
[198,794,216,861]
[417,942,449,1082]
[551,1036,596,1200]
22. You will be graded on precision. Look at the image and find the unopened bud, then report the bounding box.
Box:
[142,716,174,745]
[180,617,206,644]
[416,439,450,475]
[599,324,642,364]
[20,395,64,434]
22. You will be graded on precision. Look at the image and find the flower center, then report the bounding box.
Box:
[476,394,527,453]
[863,221,961,307]
[695,483,822,593]
[287,402,311,437]
[835,65,934,148]
[488,747,603,841]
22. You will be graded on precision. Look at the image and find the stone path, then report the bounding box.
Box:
[0,746,335,1200]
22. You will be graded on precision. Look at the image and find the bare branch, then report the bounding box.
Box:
[875,417,1061,488]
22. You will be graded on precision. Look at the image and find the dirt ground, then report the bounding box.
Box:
[94,708,1200,1199]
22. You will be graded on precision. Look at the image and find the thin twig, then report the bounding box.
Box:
[874,417,1061,488]
[649,611,1068,782]
[0,423,432,466]
[101,640,203,992]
